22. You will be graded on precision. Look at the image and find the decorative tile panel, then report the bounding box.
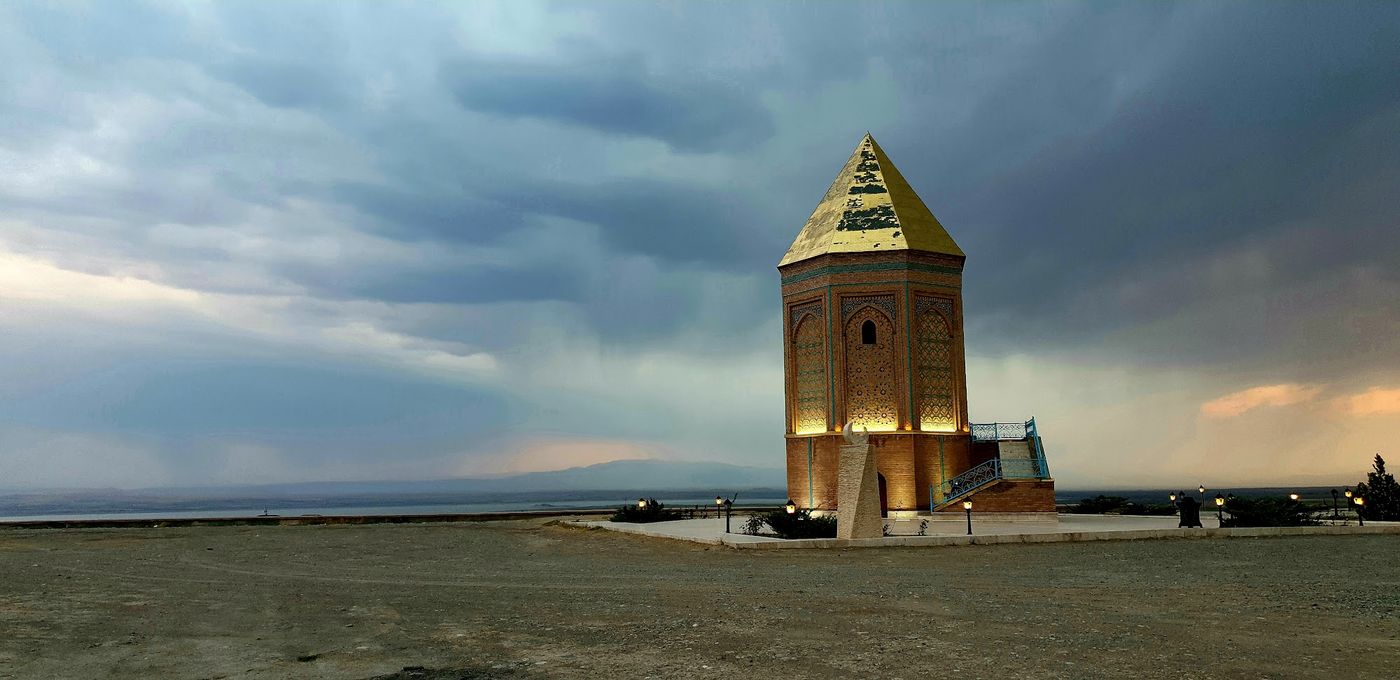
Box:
[789,300,824,327]
[914,297,956,432]
[841,294,897,321]
[843,308,898,431]
[914,294,954,321]
[792,315,827,434]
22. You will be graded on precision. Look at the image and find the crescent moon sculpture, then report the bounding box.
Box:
[842,420,870,447]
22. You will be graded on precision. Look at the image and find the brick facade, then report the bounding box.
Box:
[785,431,975,512]
[777,137,1055,516]
[933,480,1056,514]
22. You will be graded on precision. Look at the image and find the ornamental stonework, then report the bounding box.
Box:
[914,302,956,432]
[914,294,954,321]
[792,315,828,434]
[843,308,898,431]
[841,294,897,321]
[789,300,824,326]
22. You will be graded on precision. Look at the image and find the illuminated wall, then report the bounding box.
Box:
[914,297,957,432]
[792,314,828,434]
[843,307,898,431]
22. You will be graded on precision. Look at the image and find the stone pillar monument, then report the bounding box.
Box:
[836,421,882,539]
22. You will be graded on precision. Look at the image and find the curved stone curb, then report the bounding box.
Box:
[718,524,1400,550]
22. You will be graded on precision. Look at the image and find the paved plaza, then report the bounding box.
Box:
[578,513,1399,549]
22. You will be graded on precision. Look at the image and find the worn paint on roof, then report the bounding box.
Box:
[779,134,963,267]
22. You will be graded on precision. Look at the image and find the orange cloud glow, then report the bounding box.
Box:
[1200,383,1322,418]
[455,436,662,476]
[1337,387,1400,416]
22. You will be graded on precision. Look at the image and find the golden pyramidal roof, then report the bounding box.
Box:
[779,133,964,267]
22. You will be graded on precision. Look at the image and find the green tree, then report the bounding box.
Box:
[1355,454,1400,521]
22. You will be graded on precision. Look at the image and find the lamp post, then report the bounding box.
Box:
[1288,492,1300,502]
[638,498,648,510]
[1214,493,1225,525]
[784,499,797,515]
[1330,489,1340,521]
[715,495,723,520]
[1354,496,1365,527]
[963,500,973,536]
[723,497,734,533]
[1169,492,1177,504]
[1198,485,1206,501]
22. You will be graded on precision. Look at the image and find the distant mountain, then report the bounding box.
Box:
[220,459,786,496]
[470,459,785,493]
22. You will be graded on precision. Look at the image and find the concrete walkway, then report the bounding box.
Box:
[574,513,1400,549]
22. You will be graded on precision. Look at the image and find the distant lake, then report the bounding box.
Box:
[0,485,1356,523]
[0,490,790,523]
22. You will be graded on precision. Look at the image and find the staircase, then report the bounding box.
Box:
[930,417,1052,511]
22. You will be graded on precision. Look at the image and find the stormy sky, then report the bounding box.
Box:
[2,1,1398,491]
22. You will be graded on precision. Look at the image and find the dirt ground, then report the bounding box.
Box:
[0,519,1396,679]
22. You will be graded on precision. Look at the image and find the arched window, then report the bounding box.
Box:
[861,319,877,345]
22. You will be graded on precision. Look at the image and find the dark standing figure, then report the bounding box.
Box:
[1177,495,1203,528]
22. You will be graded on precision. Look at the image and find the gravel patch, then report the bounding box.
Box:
[0,519,1396,678]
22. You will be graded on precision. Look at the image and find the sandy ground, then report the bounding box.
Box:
[1,519,1397,679]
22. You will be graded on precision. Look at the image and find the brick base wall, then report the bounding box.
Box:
[935,479,1056,513]
[787,432,974,512]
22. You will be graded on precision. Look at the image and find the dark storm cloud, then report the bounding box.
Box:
[447,53,776,152]
[331,182,525,244]
[489,178,783,268]
[209,57,353,110]
[5,358,508,435]
[294,258,588,306]
[863,3,1400,366]
[5,0,1400,490]
[4,0,1394,363]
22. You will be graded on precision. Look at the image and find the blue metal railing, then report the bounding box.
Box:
[971,421,1025,441]
[930,417,1052,509]
[935,459,1000,507]
[1026,417,1051,478]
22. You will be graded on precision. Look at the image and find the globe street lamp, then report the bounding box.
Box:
[963,500,974,536]
[1289,492,1300,502]
[1331,489,1340,521]
[1354,496,1365,527]
[785,499,797,515]
[1169,492,1177,503]
[638,498,648,509]
[1344,487,1353,500]
[1214,493,1225,524]
[715,495,723,519]
[1198,485,1207,500]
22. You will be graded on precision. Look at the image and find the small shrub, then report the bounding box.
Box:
[1071,495,1175,516]
[1220,497,1319,527]
[742,515,765,536]
[1138,503,1179,516]
[756,508,837,539]
[609,498,679,523]
[1071,495,1132,514]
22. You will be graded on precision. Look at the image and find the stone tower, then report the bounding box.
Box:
[780,134,1053,517]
